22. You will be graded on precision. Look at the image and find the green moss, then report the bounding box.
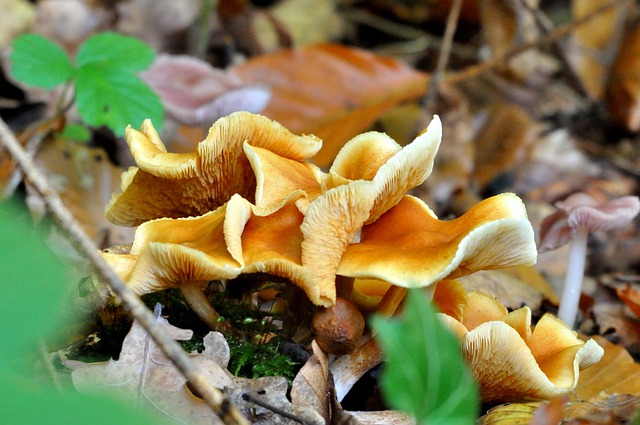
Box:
[226,336,296,382]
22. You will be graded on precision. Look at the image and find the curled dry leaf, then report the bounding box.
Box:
[290,340,331,423]
[71,317,233,425]
[330,337,383,403]
[290,339,412,425]
[615,283,640,318]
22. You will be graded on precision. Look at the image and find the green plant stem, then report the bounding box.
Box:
[54,80,75,117]
[194,0,216,59]
[0,116,249,425]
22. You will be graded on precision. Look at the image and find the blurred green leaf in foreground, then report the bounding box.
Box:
[372,288,479,425]
[0,200,157,425]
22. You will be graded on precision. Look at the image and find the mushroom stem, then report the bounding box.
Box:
[557,226,589,328]
[180,280,237,336]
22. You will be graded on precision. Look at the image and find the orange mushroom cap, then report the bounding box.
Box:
[300,116,443,305]
[336,193,537,288]
[106,112,322,226]
[438,287,604,403]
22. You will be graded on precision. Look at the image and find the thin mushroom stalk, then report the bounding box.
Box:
[557,226,588,328]
[180,280,239,336]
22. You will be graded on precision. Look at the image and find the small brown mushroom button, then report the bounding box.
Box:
[311,297,365,355]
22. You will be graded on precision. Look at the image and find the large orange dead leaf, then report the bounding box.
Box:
[570,0,628,99]
[233,44,428,167]
[606,20,640,131]
[575,335,640,401]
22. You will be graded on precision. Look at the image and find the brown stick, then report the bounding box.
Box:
[422,0,464,114]
[444,0,628,86]
[0,117,249,425]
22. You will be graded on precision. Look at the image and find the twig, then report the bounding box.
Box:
[444,0,627,86]
[0,116,250,425]
[421,0,464,114]
[512,0,593,99]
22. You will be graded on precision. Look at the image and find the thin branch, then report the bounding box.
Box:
[0,116,249,425]
[512,0,592,99]
[445,0,628,86]
[421,0,464,114]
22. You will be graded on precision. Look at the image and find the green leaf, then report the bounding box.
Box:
[9,33,74,89]
[0,200,159,424]
[75,65,163,136]
[58,123,92,143]
[0,200,70,366]
[76,32,155,72]
[2,381,160,425]
[372,289,479,425]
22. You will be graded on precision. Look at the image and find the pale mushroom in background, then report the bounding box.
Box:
[140,54,270,126]
[539,192,640,328]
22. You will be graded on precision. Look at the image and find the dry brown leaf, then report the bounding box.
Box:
[0,0,35,49]
[228,375,324,425]
[290,340,332,423]
[606,19,640,132]
[478,0,556,83]
[565,394,640,423]
[290,339,412,425]
[116,0,200,50]
[253,0,343,50]
[478,401,542,424]
[570,0,628,99]
[458,270,546,311]
[615,283,640,318]
[71,317,233,425]
[479,394,640,424]
[34,0,111,55]
[471,103,538,191]
[28,137,135,248]
[575,335,640,401]
[233,43,428,167]
[530,395,568,425]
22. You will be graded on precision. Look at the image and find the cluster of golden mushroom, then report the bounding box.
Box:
[102,111,603,403]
